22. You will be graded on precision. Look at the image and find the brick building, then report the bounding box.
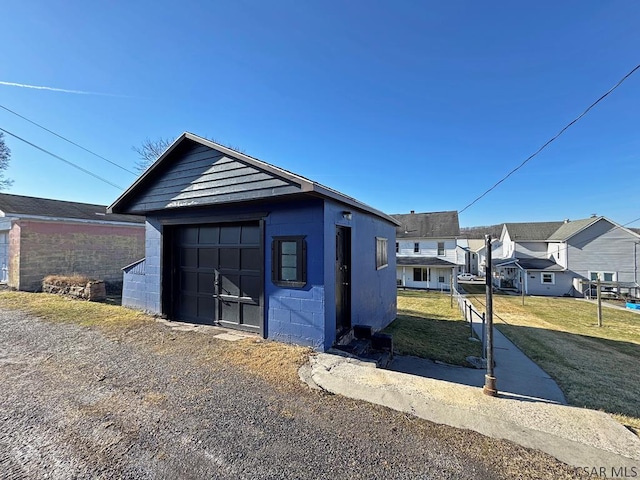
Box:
[0,193,145,291]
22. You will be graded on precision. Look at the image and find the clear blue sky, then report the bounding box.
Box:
[1,1,638,227]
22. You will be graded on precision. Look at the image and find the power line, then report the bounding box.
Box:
[0,127,124,190]
[0,104,137,175]
[459,63,640,214]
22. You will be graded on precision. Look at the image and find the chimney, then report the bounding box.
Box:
[564,219,570,224]
[410,210,415,214]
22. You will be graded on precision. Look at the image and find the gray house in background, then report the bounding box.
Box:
[493,217,640,297]
[393,211,464,290]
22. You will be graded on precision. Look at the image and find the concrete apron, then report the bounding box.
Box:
[301,353,640,470]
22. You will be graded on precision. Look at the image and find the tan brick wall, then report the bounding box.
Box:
[15,220,145,291]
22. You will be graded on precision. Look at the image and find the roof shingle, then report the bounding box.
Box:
[0,193,144,224]
[392,211,460,239]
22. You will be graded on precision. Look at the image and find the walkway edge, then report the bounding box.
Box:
[304,353,640,469]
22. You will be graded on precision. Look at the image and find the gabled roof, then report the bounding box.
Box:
[0,193,144,224]
[467,239,486,252]
[546,217,619,242]
[502,222,564,241]
[109,132,399,226]
[391,211,460,239]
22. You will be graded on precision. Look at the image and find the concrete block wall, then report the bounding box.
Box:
[122,258,147,310]
[264,200,326,350]
[15,220,145,291]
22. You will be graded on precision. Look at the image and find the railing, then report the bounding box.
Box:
[452,285,486,358]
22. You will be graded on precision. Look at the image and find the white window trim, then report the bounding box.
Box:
[376,237,388,270]
[541,272,555,285]
[588,271,617,282]
[437,241,445,256]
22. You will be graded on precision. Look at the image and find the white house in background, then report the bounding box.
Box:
[493,217,640,297]
[467,238,492,276]
[392,210,464,290]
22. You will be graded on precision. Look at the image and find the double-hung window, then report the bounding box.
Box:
[541,272,555,284]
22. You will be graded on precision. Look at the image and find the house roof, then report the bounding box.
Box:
[0,193,144,224]
[502,222,564,241]
[467,239,486,252]
[396,256,457,267]
[546,217,604,241]
[493,257,563,271]
[391,211,460,239]
[516,258,564,271]
[108,132,399,226]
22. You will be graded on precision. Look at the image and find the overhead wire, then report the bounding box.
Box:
[0,104,137,175]
[459,63,640,214]
[0,127,124,190]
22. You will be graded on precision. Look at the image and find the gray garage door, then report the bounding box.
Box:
[174,222,263,333]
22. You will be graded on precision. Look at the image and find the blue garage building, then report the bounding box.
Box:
[109,133,398,351]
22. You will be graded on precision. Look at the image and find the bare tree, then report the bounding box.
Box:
[133,135,245,174]
[132,137,174,173]
[0,132,14,190]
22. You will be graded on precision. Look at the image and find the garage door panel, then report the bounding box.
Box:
[241,248,261,271]
[198,248,217,269]
[220,248,240,269]
[220,226,240,244]
[181,271,198,292]
[241,276,261,301]
[181,248,198,268]
[199,226,219,244]
[198,296,215,318]
[198,272,215,295]
[181,227,198,243]
[220,301,239,323]
[240,225,260,244]
[221,274,240,296]
[242,303,260,327]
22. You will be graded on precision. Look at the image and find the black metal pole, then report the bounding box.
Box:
[483,234,498,396]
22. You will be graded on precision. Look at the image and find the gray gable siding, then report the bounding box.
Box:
[514,241,548,259]
[125,143,302,213]
[567,219,640,283]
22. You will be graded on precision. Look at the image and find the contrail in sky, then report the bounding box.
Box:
[0,80,128,97]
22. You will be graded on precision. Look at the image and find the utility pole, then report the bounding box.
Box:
[597,278,602,327]
[483,234,498,397]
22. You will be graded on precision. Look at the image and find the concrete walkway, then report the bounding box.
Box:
[391,310,566,405]
[301,353,640,469]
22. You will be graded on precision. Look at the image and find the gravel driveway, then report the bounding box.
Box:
[0,307,581,479]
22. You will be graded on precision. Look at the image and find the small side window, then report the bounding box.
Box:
[272,236,307,287]
[376,237,388,270]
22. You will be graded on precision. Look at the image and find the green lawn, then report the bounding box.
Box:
[464,289,640,430]
[383,290,481,366]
